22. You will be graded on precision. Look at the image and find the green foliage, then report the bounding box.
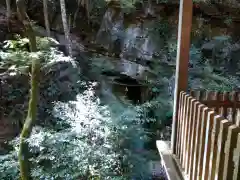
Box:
[0,36,78,123]
[0,36,153,179]
[0,82,152,179]
[0,153,19,179]
[0,36,57,74]
[188,46,240,91]
[148,19,172,41]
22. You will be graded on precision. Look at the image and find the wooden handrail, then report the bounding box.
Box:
[171,91,240,180]
[201,100,240,108]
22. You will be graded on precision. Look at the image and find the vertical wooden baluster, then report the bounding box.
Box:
[216,92,221,115]
[233,133,240,180]
[208,116,224,180]
[236,92,240,127]
[236,109,240,127]
[188,100,201,180]
[176,92,183,157]
[202,109,215,180]
[219,92,224,116]
[192,104,205,180]
[183,96,193,172]
[177,92,183,158]
[215,120,232,180]
[231,91,237,124]
[219,92,229,119]
[185,96,197,176]
[178,92,185,159]
[223,125,240,180]
[223,92,230,120]
[212,91,218,113]
[229,108,233,123]
[208,91,215,111]
[196,92,210,180]
[196,90,200,101]
[180,93,188,166]
[190,90,194,97]
[182,95,191,169]
[212,91,217,112]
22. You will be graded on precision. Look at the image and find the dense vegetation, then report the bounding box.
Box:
[0,0,239,179]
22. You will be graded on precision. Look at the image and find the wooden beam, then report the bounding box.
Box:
[171,0,193,153]
[156,141,185,180]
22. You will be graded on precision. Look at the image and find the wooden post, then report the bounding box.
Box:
[171,0,193,153]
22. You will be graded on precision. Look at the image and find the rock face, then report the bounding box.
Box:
[0,117,20,154]
[0,6,24,42]
[95,4,166,94]
[201,36,231,59]
[96,7,124,51]
[201,36,240,71]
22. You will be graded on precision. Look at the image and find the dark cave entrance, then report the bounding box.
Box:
[113,76,143,104]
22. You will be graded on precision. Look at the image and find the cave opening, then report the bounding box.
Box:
[113,76,143,104]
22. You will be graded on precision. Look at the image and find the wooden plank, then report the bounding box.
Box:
[208,91,216,111]
[233,133,240,180]
[202,110,215,180]
[180,93,188,165]
[196,106,211,180]
[175,92,183,157]
[182,95,191,169]
[216,92,222,115]
[199,91,205,102]
[188,100,201,179]
[236,109,240,127]
[171,0,193,152]
[215,92,220,114]
[219,93,225,117]
[237,93,240,126]
[195,91,200,100]
[156,141,184,180]
[223,92,230,118]
[213,91,218,112]
[208,115,224,180]
[176,92,184,157]
[190,90,195,97]
[200,100,240,108]
[215,120,232,180]
[185,98,198,174]
[223,125,240,180]
[191,104,206,180]
[173,155,188,180]
[231,92,237,124]
[178,92,184,160]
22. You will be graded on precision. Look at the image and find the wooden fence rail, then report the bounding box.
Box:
[174,91,240,180]
[190,91,240,126]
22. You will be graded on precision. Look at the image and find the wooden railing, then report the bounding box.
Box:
[174,91,240,180]
[190,91,240,126]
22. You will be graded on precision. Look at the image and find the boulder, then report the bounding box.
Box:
[201,36,240,72]
[201,36,231,61]
[96,7,124,51]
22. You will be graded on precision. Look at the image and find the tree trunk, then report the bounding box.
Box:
[6,0,11,31]
[73,0,81,28]
[60,0,72,57]
[43,0,51,37]
[16,0,39,179]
